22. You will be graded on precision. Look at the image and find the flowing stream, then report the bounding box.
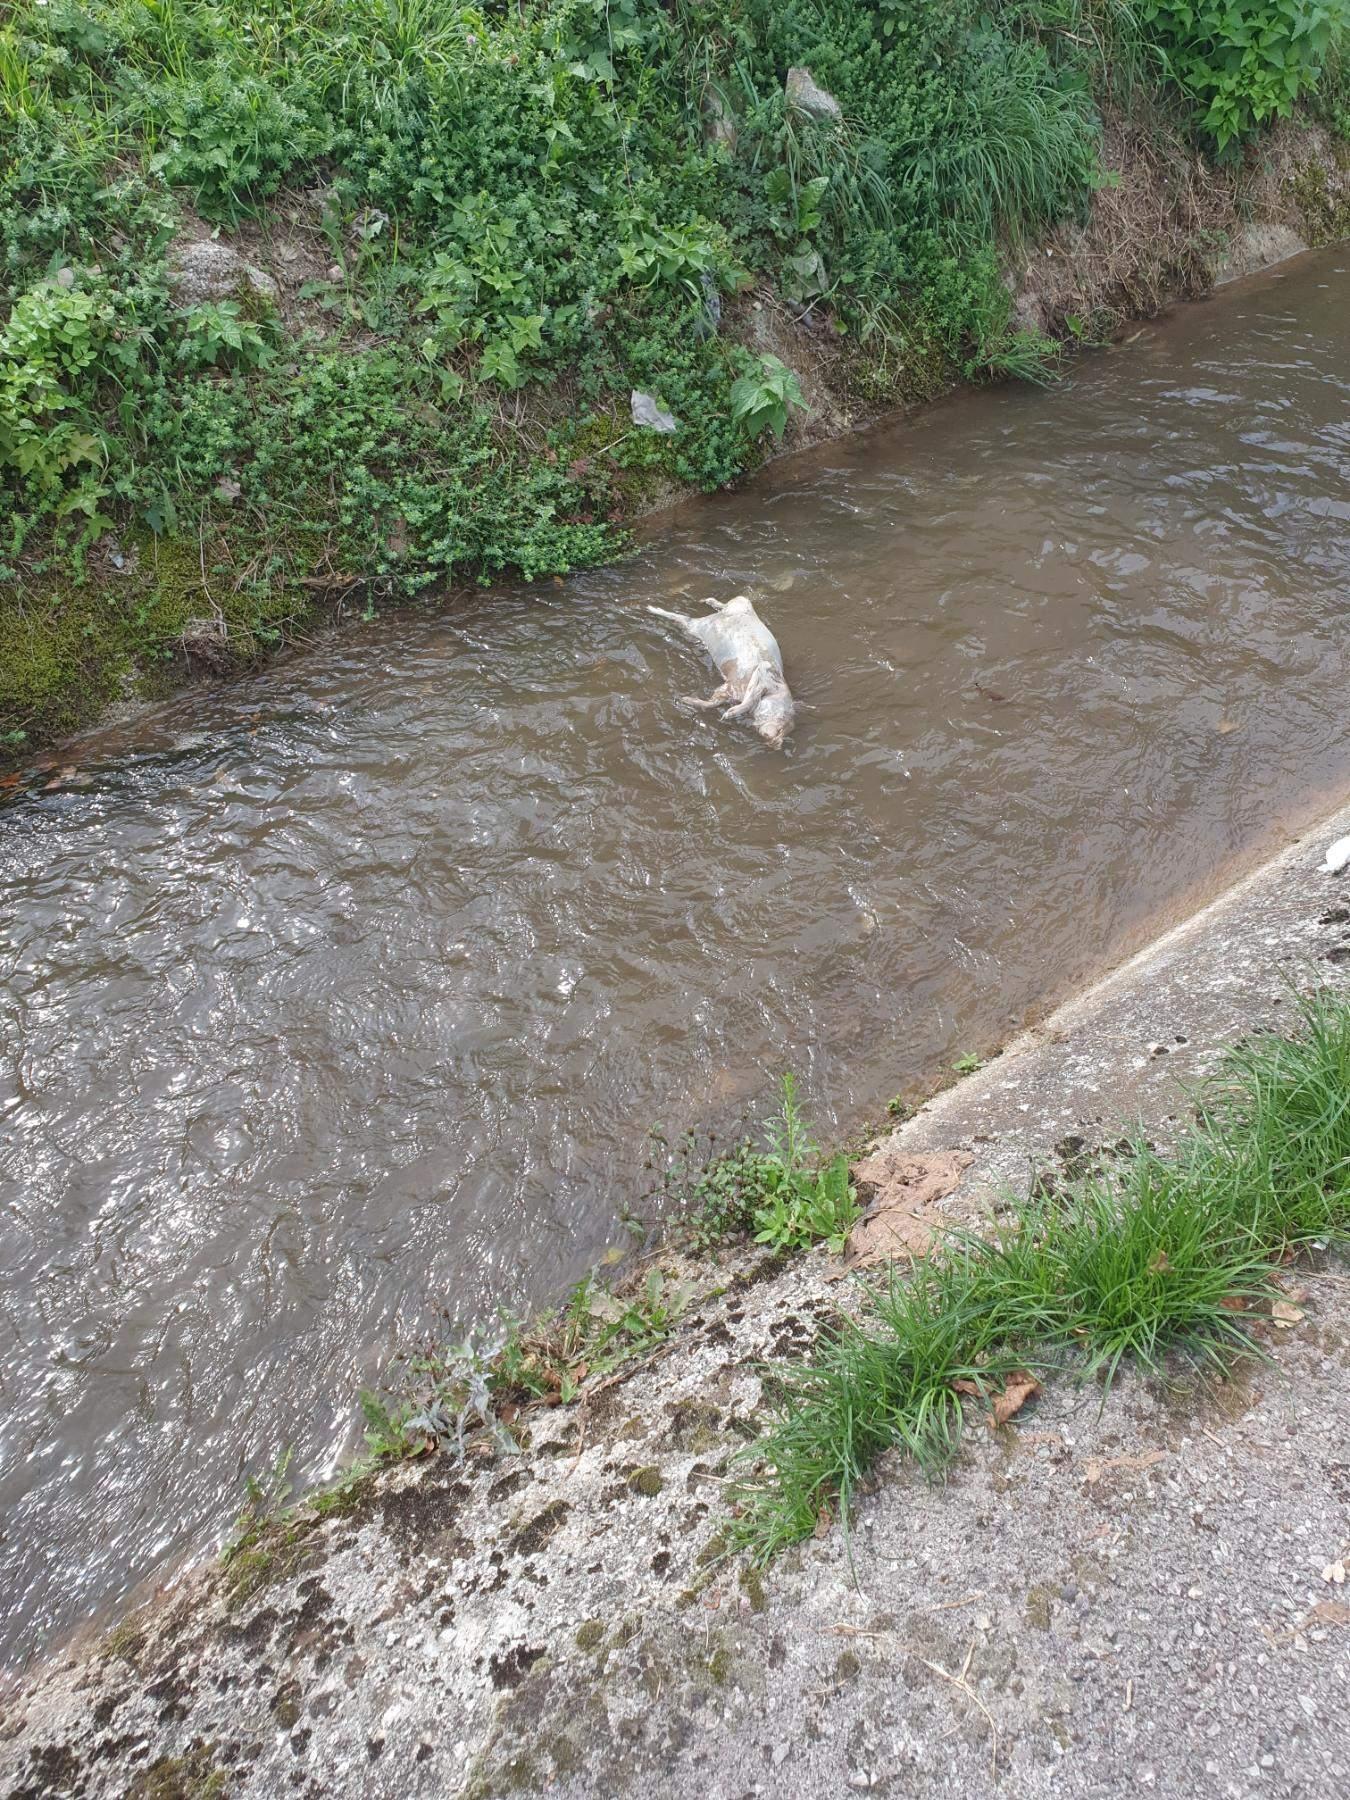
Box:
[2,249,1348,1666]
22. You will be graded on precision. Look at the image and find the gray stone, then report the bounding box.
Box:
[702,87,737,151]
[630,389,679,434]
[166,238,279,308]
[700,271,722,335]
[785,66,842,123]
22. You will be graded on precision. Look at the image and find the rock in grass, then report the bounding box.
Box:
[631,390,679,434]
[167,238,279,307]
[785,66,842,123]
[702,87,737,151]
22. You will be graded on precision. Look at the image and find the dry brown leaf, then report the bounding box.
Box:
[1268,1597,1350,1645]
[990,1372,1041,1427]
[813,1504,833,1540]
[841,1149,973,1268]
[1271,1300,1305,1328]
[1218,1295,1248,1313]
[1083,1448,1167,1485]
[950,1371,1040,1427]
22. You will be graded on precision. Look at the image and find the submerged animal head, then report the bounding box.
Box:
[753,685,795,750]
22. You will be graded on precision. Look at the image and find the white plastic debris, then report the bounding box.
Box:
[630,390,679,433]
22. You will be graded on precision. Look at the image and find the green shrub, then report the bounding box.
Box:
[0,275,112,493]
[1140,0,1350,149]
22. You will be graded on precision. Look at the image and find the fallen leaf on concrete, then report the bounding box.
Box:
[1083,1449,1167,1484]
[1271,1300,1305,1328]
[1267,1598,1350,1645]
[842,1149,973,1268]
[1272,1276,1310,1304]
[951,1371,1040,1428]
[991,1372,1041,1427]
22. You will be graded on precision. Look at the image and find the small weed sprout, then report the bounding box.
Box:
[692,1074,860,1254]
[364,1322,517,1463]
[178,300,274,371]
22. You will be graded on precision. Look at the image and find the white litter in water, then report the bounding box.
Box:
[1320,835,1350,874]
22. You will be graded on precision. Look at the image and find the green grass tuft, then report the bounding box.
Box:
[733,988,1350,1560]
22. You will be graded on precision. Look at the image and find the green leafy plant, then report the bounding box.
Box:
[179,299,273,370]
[751,1150,858,1254]
[692,1074,860,1254]
[1140,0,1350,150]
[0,275,112,493]
[729,353,808,442]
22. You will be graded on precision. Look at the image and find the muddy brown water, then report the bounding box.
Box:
[2,250,1349,1666]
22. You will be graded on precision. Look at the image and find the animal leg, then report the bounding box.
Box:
[647,604,695,629]
[678,684,732,711]
[722,669,769,721]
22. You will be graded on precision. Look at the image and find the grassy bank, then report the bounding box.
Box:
[4,1,1350,754]
[732,987,1350,1558]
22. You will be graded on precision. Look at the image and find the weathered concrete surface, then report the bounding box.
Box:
[4,803,1350,1798]
[1214,222,1310,286]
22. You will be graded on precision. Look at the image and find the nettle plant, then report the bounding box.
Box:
[1142,0,1350,149]
[0,278,111,492]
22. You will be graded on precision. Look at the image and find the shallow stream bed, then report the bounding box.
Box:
[2,249,1348,1665]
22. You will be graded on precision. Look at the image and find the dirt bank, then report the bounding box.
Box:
[5,786,1350,1796]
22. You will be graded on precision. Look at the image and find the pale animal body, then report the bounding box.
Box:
[1321,834,1350,874]
[647,594,796,749]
